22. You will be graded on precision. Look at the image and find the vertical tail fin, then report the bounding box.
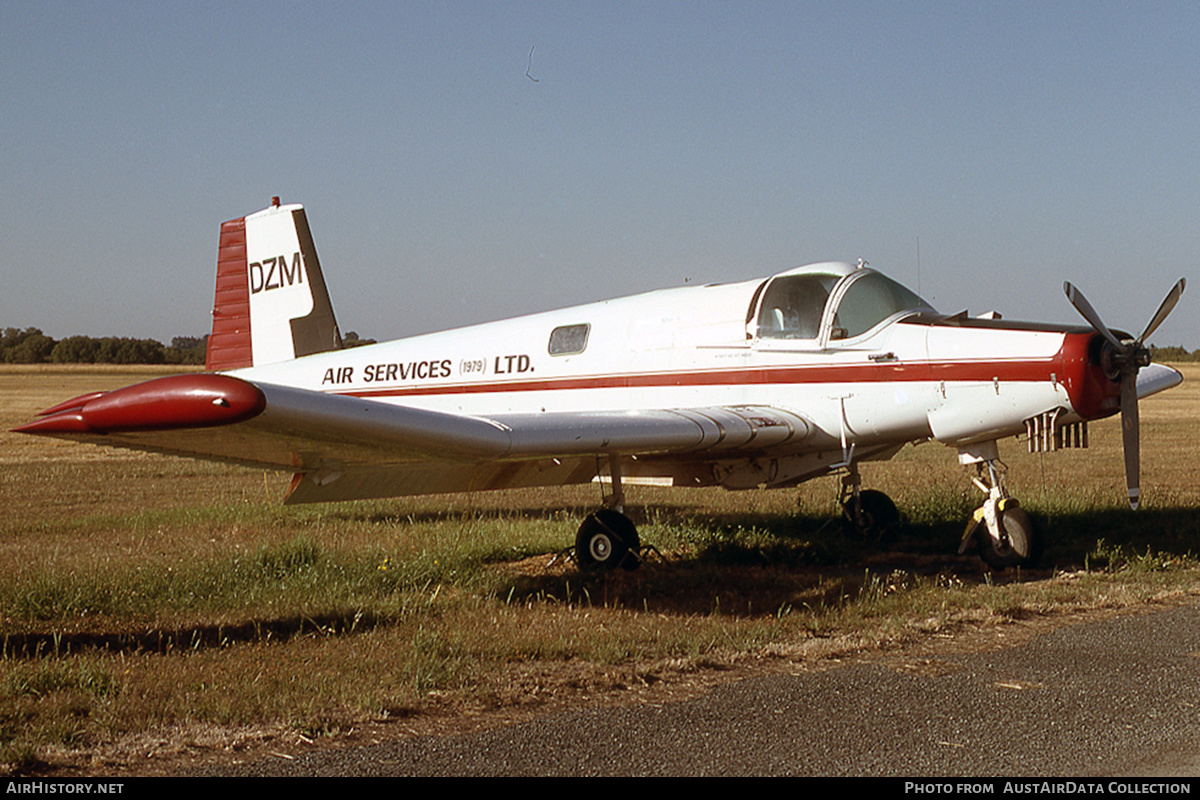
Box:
[205,200,342,371]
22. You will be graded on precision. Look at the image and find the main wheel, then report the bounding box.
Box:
[978,506,1041,569]
[575,509,641,571]
[842,489,901,542]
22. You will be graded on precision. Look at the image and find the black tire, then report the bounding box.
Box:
[978,506,1041,569]
[842,489,901,542]
[575,509,641,571]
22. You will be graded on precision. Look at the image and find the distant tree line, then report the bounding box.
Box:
[341,331,375,348]
[1,327,206,365]
[5,324,1187,363]
[1149,345,1200,362]
[2,327,378,364]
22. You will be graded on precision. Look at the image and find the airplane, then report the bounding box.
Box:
[14,199,1187,571]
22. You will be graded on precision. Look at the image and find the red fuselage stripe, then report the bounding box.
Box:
[333,357,1061,400]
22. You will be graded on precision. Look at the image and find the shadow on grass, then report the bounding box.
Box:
[7,505,1197,657]
[0,612,389,659]
[498,503,1200,616]
[1034,504,1200,567]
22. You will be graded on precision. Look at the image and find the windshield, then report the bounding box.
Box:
[830,272,931,340]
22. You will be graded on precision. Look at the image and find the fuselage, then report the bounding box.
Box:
[234,262,1121,477]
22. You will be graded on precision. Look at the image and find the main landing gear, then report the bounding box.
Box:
[573,457,642,571]
[840,446,1039,570]
[570,446,1041,571]
[575,508,641,570]
[957,442,1041,569]
[839,470,901,542]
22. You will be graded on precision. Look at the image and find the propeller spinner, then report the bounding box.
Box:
[1063,278,1186,509]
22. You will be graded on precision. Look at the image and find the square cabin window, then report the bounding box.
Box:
[548,323,590,355]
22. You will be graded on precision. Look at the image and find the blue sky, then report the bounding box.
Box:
[3,2,1198,346]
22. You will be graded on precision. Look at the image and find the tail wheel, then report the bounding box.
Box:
[842,489,901,543]
[575,509,641,571]
[978,506,1042,569]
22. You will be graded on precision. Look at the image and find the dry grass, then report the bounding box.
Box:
[1,364,1198,775]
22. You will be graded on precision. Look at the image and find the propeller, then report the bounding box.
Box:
[1063,278,1186,509]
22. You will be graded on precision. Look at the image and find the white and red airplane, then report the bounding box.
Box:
[15,199,1186,570]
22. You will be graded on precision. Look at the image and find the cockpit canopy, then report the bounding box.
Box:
[751,263,934,344]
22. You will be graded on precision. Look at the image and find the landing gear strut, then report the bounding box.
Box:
[839,469,901,542]
[957,442,1041,569]
[574,456,642,571]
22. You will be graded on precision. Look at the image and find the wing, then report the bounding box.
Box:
[14,374,814,504]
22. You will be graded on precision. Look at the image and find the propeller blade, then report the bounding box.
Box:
[1120,375,1140,510]
[1063,281,1126,352]
[1063,278,1188,510]
[1137,278,1187,344]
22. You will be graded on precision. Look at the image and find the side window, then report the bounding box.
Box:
[756,275,837,339]
[548,323,590,356]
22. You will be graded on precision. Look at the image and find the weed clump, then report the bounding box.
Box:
[257,538,322,577]
[1086,539,1196,573]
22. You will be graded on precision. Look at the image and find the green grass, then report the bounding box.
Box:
[1,492,1199,774]
[2,365,1200,773]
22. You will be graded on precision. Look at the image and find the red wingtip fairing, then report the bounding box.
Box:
[36,391,109,417]
[12,412,93,434]
[12,374,266,434]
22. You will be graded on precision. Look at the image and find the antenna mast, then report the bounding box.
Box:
[916,236,921,297]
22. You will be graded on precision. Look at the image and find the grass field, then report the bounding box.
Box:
[1,364,1198,775]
